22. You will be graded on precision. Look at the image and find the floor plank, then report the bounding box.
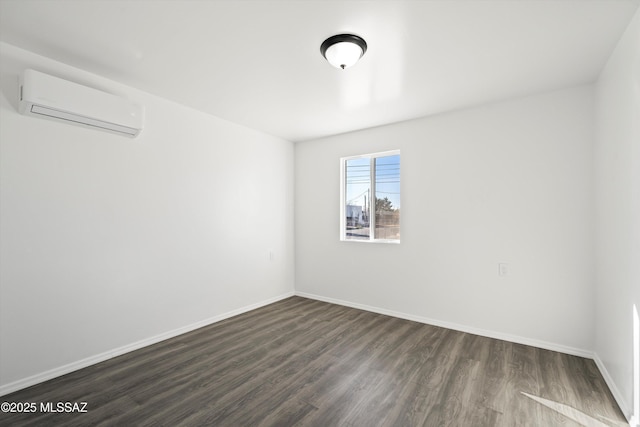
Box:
[0,296,627,427]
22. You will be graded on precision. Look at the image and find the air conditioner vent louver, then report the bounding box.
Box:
[19,69,144,138]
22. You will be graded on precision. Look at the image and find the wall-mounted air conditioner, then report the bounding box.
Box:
[19,69,144,138]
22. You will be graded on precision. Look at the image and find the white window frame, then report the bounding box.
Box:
[340,150,400,243]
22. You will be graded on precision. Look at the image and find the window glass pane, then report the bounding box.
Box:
[345,157,370,240]
[374,155,400,240]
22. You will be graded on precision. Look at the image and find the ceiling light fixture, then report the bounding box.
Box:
[320,34,367,70]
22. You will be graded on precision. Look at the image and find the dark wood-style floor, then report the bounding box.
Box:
[0,296,627,426]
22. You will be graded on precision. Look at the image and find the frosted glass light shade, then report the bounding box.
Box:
[321,34,367,70]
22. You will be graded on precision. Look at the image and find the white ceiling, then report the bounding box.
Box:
[1,0,638,142]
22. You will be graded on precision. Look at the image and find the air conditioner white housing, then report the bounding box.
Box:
[19,69,144,138]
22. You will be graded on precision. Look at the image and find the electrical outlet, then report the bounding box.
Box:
[498,263,509,276]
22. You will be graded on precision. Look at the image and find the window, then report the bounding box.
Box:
[341,150,400,242]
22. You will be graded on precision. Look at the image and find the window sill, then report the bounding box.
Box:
[341,239,400,244]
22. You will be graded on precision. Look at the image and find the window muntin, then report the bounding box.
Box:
[342,151,400,242]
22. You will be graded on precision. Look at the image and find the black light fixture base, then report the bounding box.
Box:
[320,34,368,68]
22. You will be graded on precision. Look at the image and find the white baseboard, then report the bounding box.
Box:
[0,291,295,397]
[294,291,593,358]
[593,353,634,425]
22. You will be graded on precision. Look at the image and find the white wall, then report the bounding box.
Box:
[296,85,595,354]
[594,8,640,422]
[0,42,295,393]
